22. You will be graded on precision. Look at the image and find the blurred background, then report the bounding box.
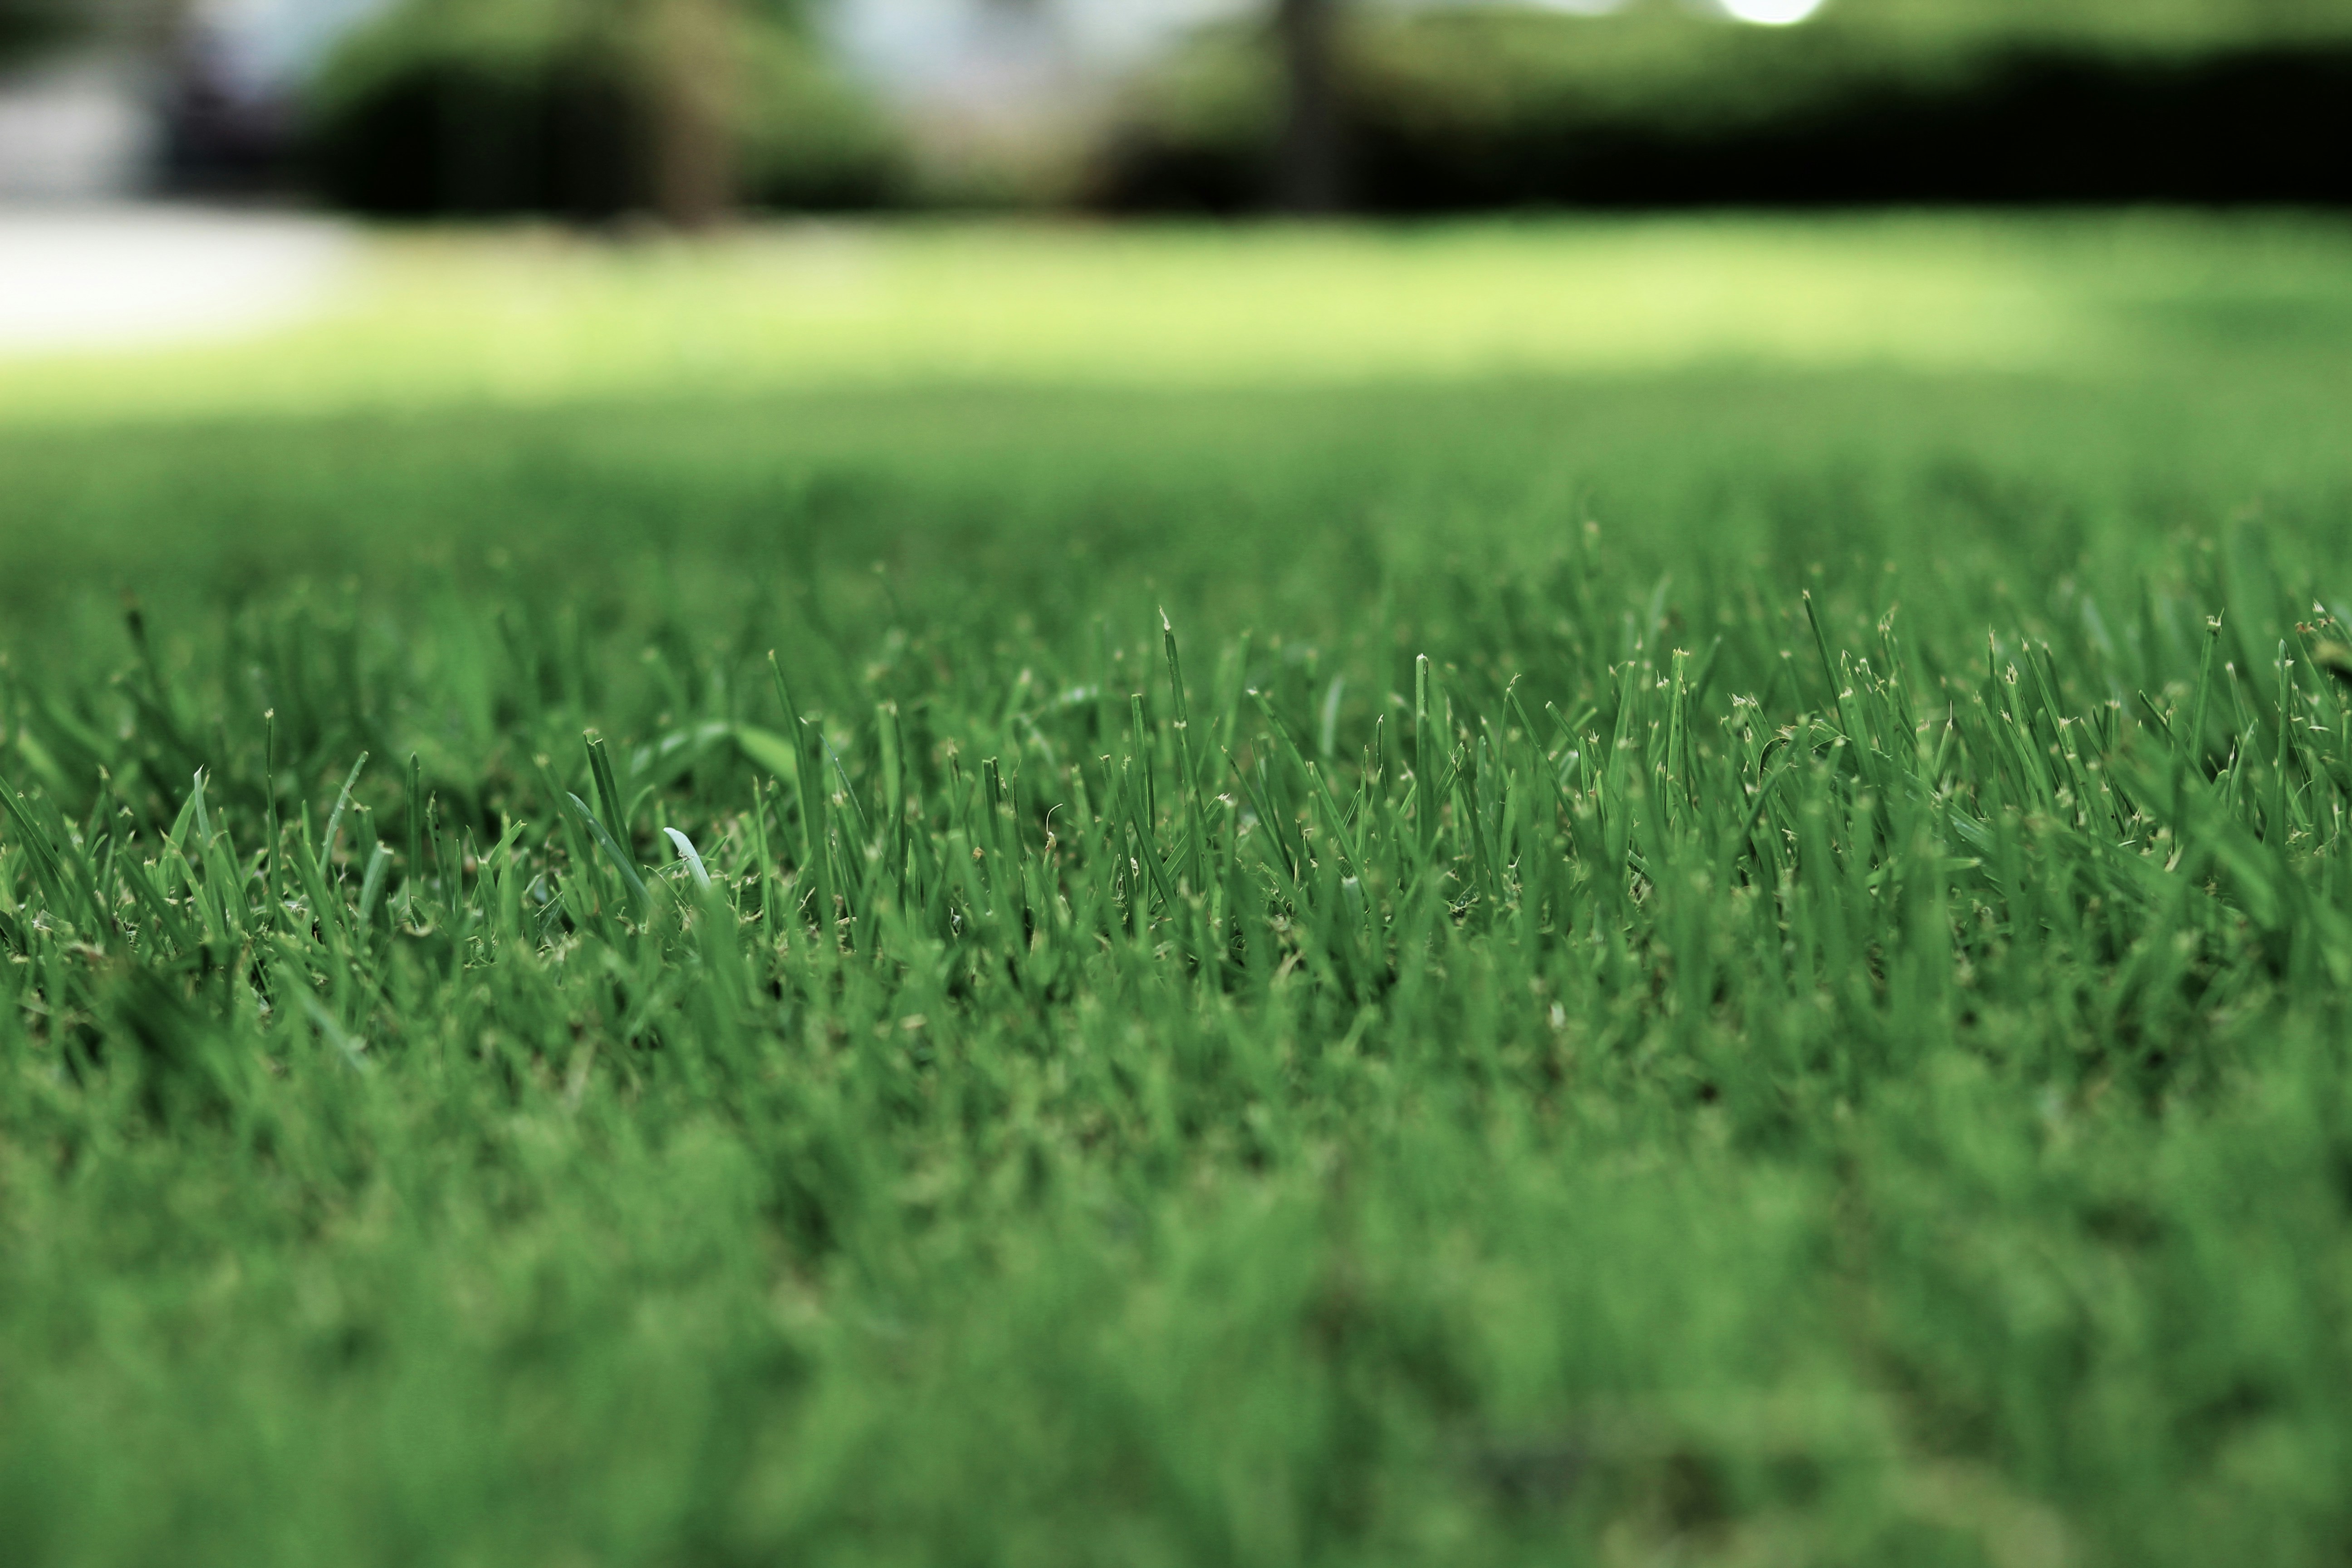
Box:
[6,0,2352,391]
[4,0,2351,219]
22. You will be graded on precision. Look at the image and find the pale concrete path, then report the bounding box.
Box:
[0,205,352,355]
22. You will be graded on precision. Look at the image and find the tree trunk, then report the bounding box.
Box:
[647,0,736,229]
[1274,0,1343,214]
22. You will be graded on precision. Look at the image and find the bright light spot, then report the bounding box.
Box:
[1719,0,1827,24]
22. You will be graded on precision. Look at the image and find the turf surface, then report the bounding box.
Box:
[6,216,2352,1566]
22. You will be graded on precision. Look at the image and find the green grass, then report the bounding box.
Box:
[8,216,2352,1567]
[13,212,2352,425]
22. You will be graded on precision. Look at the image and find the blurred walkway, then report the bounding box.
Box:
[0,206,351,355]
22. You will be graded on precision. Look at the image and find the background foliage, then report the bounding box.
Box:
[1098,0,2352,209]
[304,0,904,216]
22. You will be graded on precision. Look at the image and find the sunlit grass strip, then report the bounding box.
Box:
[9,212,2290,427]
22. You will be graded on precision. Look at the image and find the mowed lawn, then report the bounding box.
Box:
[6,216,2352,1566]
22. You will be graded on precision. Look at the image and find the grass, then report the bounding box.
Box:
[7,215,2352,1565]
[12,211,2352,425]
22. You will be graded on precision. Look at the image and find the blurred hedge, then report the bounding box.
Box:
[0,0,149,64]
[0,0,72,61]
[1090,2,2352,211]
[306,0,905,218]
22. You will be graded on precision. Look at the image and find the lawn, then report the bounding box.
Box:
[6,214,2352,1566]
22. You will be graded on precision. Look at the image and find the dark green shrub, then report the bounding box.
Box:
[0,0,75,61]
[1088,1,2352,211]
[304,0,905,218]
